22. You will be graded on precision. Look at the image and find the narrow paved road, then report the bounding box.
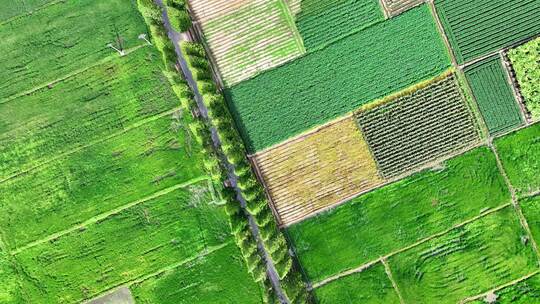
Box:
[154,1,289,303]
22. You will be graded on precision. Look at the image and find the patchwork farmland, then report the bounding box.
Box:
[2,0,540,303]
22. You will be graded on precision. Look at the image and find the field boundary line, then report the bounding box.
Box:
[459,270,540,304]
[428,0,458,68]
[0,107,181,185]
[0,0,64,26]
[276,0,306,54]
[10,176,210,255]
[82,241,229,303]
[489,142,540,263]
[312,202,511,288]
[382,258,405,304]
[283,141,484,227]
[0,43,149,105]
[377,0,390,19]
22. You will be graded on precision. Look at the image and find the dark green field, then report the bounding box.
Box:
[435,0,540,63]
[295,0,384,51]
[465,55,524,135]
[288,147,510,282]
[227,5,450,152]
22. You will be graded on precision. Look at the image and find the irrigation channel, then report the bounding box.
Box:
[154,1,289,303]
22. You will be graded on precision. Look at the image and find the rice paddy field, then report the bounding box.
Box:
[3,0,540,302]
[0,0,264,303]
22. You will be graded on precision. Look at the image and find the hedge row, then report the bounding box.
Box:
[163,0,192,33]
[135,0,271,297]
[180,40,311,304]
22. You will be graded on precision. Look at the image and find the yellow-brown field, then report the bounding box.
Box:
[253,116,384,225]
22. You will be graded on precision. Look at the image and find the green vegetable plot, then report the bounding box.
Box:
[465,55,524,135]
[295,0,384,51]
[435,0,540,63]
[227,6,450,152]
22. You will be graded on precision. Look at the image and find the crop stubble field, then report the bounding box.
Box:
[253,116,383,225]
[188,0,304,86]
[0,0,263,303]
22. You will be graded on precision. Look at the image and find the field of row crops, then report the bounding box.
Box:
[464,55,524,135]
[356,73,480,178]
[188,0,304,86]
[288,147,509,282]
[227,5,450,152]
[470,272,540,304]
[0,0,54,22]
[508,37,540,121]
[0,0,263,303]
[293,0,384,51]
[253,116,383,225]
[435,0,540,63]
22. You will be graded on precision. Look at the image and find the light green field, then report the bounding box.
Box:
[389,207,538,303]
[13,185,234,303]
[314,263,400,304]
[0,0,147,100]
[288,147,510,282]
[132,242,263,304]
[470,274,540,304]
[0,114,205,250]
[495,122,540,197]
[0,48,177,181]
[0,1,263,303]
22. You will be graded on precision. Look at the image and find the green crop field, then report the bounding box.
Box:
[464,55,525,135]
[508,37,540,120]
[389,207,538,303]
[470,273,540,304]
[287,147,510,282]
[495,123,540,197]
[314,263,400,304]
[435,0,540,63]
[0,48,178,181]
[294,0,384,51]
[356,73,480,178]
[0,0,147,101]
[132,242,262,304]
[227,5,450,152]
[12,185,226,302]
